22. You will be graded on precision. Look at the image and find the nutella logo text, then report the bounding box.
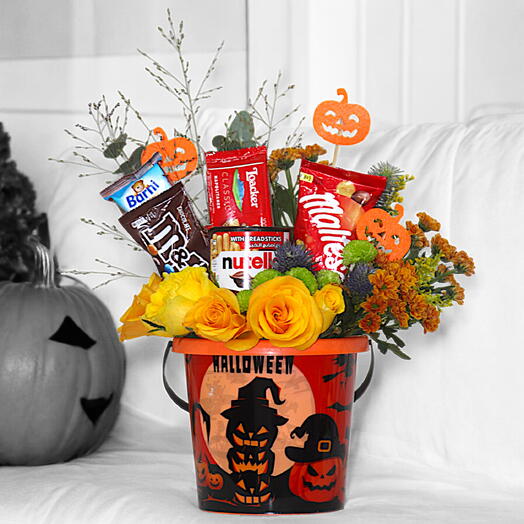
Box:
[221,251,274,271]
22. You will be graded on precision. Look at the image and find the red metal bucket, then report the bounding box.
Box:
[164,337,370,514]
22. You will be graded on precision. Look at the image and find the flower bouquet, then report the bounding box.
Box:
[57,10,474,515]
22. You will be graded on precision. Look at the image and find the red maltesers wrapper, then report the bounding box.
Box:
[205,146,273,228]
[294,160,387,275]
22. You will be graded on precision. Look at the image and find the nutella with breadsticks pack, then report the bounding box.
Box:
[209,226,290,291]
[294,160,387,275]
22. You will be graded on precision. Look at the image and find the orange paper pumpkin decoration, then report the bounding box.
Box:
[313,88,371,146]
[141,127,198,182]
[356,204,411,261]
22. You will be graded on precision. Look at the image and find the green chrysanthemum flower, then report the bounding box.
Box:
[316,269,341,288]
[236,289,252,313]
[250,269,282,289]
[342,240,377,265]
[285,267,318,294]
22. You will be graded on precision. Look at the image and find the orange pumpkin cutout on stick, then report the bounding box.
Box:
[313,88,371,146]
[356,204,411,261]
[141,127,198,183]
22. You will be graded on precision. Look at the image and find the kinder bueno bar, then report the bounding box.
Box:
[294,160,386,275]
[119,183,209,274]
[100,152,171,213]
[205,146,273,227]
[209,226,290,291]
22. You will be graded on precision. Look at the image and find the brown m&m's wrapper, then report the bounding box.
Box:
[119,183,209,274]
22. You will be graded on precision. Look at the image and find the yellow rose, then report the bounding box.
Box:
[184,288,258,350]
[247,276,324,350]
[144,267,217,337]
[314,284,345,332]
[118,273,162,341]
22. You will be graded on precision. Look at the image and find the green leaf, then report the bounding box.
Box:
[228,111,255,143]
[103,133,127,159]
[374,335,410,359]
[272,183,294,226]
[389,332,406,348]
[226,139,241,150]
[212,135,227,151]
[114,145,145,174]
[388,345,411,360]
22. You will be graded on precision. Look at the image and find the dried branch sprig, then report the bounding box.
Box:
[285,116,306,148]
[80,218,142,251]
[62,258,147,289]
[49,94,152,178]
[248,72,301,149]
[139,9,223,181]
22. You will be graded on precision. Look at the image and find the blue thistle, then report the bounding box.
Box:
[272,241,317,273]
[344,263,375,297]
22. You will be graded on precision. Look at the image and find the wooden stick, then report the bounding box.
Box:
[331,144,340,166]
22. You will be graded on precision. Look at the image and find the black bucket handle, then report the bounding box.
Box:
[162,338,375,413]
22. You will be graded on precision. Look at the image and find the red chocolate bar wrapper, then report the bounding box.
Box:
[119,183,209,274]
[294,160,387,275]
[205,146,273,227]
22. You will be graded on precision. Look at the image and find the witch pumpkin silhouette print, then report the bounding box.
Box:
[221,377,288,505]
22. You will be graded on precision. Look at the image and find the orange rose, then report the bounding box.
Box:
[184,288,258,350]
[247,276,324,350]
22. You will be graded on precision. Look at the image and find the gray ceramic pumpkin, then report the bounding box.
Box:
[0,240,125,465]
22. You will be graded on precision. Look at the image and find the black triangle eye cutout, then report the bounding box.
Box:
[49,316,96,350]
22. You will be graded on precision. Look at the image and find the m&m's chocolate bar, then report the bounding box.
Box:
[119,183,209,274]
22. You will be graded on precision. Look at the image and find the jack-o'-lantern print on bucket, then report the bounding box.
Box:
[180,344,364,515]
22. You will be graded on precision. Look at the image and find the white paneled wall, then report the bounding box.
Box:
[2,0,524,205]
[249,0,524,128]
[0,1,247,210]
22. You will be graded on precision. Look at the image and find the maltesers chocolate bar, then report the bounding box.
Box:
[119,183,209,274]
[294,160,387,275]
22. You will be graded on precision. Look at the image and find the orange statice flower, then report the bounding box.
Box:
[452,250,475,276]
[359,313,382,333]
[391,301,409,328]
[369,269,399,300]
[421,305,440,333]
[406,292,428,320]
[362,294,388,315]
[446,274,466,304]
[373,250,390,268]
[431,234,457,260]
[406,220,429,248]
[268,144,327,181]
[416,212,441,232]
[268,147,302,181]
[299,144,327,162]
